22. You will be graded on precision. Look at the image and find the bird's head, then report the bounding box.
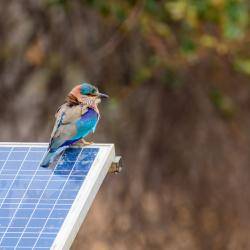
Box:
[68,83,108,109]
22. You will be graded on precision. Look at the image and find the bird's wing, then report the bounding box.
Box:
[49,104,66,144]
[49,104,89,149]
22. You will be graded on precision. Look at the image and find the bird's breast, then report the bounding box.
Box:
[75,108,99,134]
[80,108,99,121]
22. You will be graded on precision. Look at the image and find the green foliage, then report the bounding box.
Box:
[48,0,250,93]
[210,89,236,118]
[224,0,248,39]
[180,37,197,54]
[234,58,250,75]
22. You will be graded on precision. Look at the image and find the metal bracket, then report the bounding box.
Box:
[109,156,122,174]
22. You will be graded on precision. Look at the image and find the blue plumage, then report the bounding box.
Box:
[41,83,108,168]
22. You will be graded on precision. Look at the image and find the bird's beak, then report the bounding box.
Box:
[98,92,109,99]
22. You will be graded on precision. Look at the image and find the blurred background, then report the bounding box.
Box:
[1,0,250,249]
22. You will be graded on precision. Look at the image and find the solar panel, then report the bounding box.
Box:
[0,143,115,249]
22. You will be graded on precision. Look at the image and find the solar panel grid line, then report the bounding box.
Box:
[0,142,114,147]
[30,148,82,249]
[13,151,64,249]
[0,143,46,147]
[1,148,46,248]
[0,189,79,191]
[14,248,48,249]
[0,206,71,210]
[0,145,50,248]
[0,231,56,234]
[0,147,33,246]
[0,147,14,184]
[0,143,115,249]
[0,160,44,162]
[6,146,60,248]
[51,144,115,250]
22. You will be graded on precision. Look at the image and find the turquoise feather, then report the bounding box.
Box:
[41,83,107,168]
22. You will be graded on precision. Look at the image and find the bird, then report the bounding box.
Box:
[40,82,108,168]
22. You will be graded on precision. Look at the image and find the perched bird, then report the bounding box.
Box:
[41,83,108,168]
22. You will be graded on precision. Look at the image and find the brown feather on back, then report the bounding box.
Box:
[66,93,81,106]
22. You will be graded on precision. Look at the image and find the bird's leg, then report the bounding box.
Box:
[73,139,93,147]
[81,139,93,145]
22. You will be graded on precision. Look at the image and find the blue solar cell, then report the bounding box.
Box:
[41,190,61,200]
[22,232,39,237]
[15,209,33,217]
[54,169,71,176]
[13,147,29,152]
[0,145,100,249]
[36,169,53,176]
[54,204,71,210]
[56,161,75,171]
[17,237,37,248]
[26,151,45,161]
[69,175,85,181]
[0,190,9,199]
[0,209,15,217]
[25,227,41,233]
[1,170,17,175]
[30,147,47,152]
[33,209,50,218]
[0,175,13,180]
[8,152,27,161]
[64,180,82,190]
[50,209,68,218]
[15,175,32,181]
[0,147,11,151]
[6,190,26,199]
[0,218,12,227]
[61,148,81,161]
[25,190,43,199]
[39,199,56,205]
[28,218,46,228]
[21,161,39,170]
[47,180,65,189]
[0,152,9,160]
[35,237,54,247]
[12,180,30,189]
[44,218,64,229]
[41,232,56,238]
[5,232,22,238]
[0,161,5,169]
[20,203,36,209]
[10,218,29,227]
[5,198,22,204]
[29,180,48,190]
[31,176,48,182]
[59,190,78,199]
[2,204,18,209]
[7,227,24,233]
[37,204,53,210]
[71,169,89,176]
[0,237,19,247]
[0,180,12,189]
[4,160,22,170]
[18,170,34,176]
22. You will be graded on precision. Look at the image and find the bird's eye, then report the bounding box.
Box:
[86,89,97,96]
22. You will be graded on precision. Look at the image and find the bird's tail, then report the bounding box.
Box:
[40,147,66,168]
[40,150,56,168]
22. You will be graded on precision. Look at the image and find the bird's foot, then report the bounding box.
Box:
[73,139,93,147]
[82,139,93,145]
